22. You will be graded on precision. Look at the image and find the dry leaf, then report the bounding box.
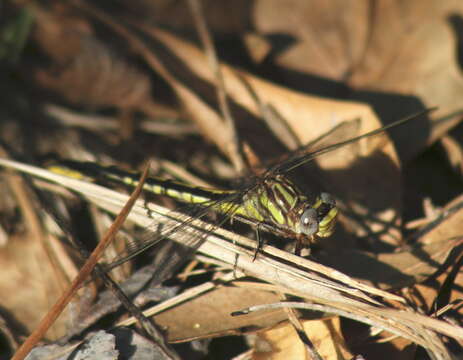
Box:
[418,194,463,245]
[253,0,463,152]
[414,262,463,317]
[253,318,352,360]
[440,135,463,177]
[154,285,285,342]
[320,194,463,289]
[0,233,71,340]
[32,5,154,113]
[318,238,461,290]
[3,2,463,358]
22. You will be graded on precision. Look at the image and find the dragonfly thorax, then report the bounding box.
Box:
[239,175,338,239]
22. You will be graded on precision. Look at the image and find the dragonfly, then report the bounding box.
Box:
[47,109,432,271]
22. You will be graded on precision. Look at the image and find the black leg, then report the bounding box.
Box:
[295,234,303,256]
[253,224,263,261]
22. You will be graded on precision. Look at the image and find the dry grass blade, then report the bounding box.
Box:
[10,162,151,360]
[0,158,461,360]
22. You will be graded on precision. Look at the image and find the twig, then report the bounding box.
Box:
[12,164,177,360]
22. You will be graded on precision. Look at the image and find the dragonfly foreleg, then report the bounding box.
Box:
[253,223,264,261]
[295,234,304,256]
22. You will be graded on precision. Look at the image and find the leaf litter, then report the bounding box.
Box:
[0,1,462,359]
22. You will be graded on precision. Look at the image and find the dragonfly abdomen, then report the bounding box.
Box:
[48,160,232,205]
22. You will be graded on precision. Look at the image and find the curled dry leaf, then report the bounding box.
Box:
[0,233,72,340]
[440,135,463,177]
[319,194,463,289]
[253,0,463,151]
[254,318,352,360]
[318,238,462,290]
[32,6,153,111]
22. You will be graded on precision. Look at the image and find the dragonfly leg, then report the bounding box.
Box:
[143,198,154,219]
[253,224,263,261]
[295,234,304,256]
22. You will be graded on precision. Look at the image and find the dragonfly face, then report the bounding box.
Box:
[312,192,338,238]
[286,191,338,239]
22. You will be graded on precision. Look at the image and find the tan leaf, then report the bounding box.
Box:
[153,285,286,342]
[319,238,461,290]
[440,135,463,177]
[254,318,351,360]
[253,0,463,158]
[0,233,73,340]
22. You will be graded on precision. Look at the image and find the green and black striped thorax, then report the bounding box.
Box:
[237,174,337,239]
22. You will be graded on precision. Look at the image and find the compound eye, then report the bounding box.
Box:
[320,192,336,206]
[300,208,319,236]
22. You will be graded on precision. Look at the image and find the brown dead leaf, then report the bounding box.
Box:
[0,165,79,341]
[154,285,286,342]
[253,0,463,159]
[0,232,72,340]
[3,2,463,358]
[145,26,387,153]
[36,36,152,110]
[319,194,463,289]
[440,135,463,177]
[27,2,442,246]
[418,194,463,245]
[32,5,154,113]
[106,0,251,34]
[319,238,461,290]
[253,0,370,81]
[253,318,351,360]
[413,261,463,317]
[402,198,463,312]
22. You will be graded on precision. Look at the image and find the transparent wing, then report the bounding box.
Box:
[267,109,433,177]
[100,189,246,282]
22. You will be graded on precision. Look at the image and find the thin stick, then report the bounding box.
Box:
[12,165,150,360]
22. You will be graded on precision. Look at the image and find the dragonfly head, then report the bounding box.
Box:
[298,192,338,237]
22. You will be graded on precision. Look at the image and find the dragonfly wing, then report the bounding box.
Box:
[101,192,243,283]
[269,118,364,175]
[269,109,432,176]
[265,110,432,248]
